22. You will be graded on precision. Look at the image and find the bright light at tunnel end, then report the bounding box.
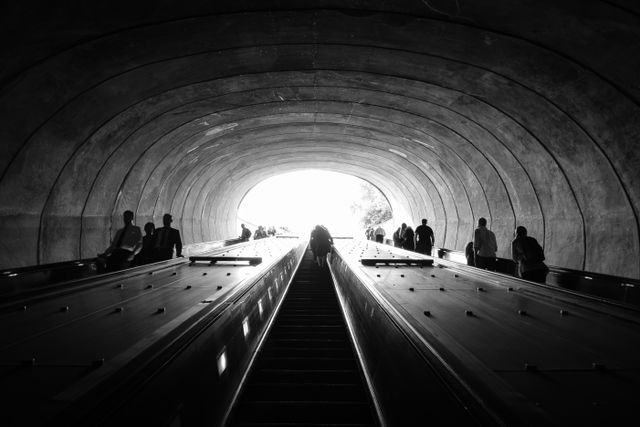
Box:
[237,170,390,237]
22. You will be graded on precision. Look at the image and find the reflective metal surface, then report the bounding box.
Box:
[0,237,306,426]
[332,239,640,426]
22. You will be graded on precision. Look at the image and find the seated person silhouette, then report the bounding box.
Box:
[98,210,142,272]
[154,214,183,261]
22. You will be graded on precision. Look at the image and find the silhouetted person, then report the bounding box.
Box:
[465,241,475,266]
[474,217,497,271]
[154,214,182,261]
[401,223,415,251]
[393,227,402,247]
[99,210,142,272]
[374,225,386,243]
[398,223,407,247]
[310,225,333,268]
[240,224,252,241]
[309,228,318,259]
[511,226,548,283]
[365,227,374,241]
[134,222,156,266]
[415,218,435,255]
[254,225,267,239]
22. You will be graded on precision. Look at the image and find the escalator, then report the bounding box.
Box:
[227,249,379,426]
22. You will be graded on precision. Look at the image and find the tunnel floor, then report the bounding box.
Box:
[227,248,378,426]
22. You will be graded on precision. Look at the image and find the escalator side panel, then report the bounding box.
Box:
[55,242,306,427]
[329,251,495,426]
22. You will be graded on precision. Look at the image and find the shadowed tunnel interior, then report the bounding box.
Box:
[1,1,639,278]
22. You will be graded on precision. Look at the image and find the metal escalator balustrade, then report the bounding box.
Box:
[0,237,305,427]
[227,249,378,426]
[0,237,248,304]
[435,247,640,307]
[331,239,640,426]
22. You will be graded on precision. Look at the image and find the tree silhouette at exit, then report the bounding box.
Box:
[350,182,392,229]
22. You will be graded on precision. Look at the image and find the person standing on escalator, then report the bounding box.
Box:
[239,224,252,242]
[415,218,434,255]
[511,226,548,283]
[310,224,333,268]
[154,214,183,261]
[374,225,386,243]
[134,222,156,266]
[474,217,497,271]
[392,226,402,247]
[98,210,142,272]
[401,223,415,251]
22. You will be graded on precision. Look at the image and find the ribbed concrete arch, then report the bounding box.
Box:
[0,3,639,278]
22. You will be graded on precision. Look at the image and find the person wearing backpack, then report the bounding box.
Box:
[511,226,548,283]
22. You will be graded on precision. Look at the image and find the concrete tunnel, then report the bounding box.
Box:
[0,1,639,279]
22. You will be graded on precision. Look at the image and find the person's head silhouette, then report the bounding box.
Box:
[144,222,155,235]
[163,214,172,227]
[123,210,134,225]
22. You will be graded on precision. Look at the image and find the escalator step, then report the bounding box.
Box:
[236,423,372,427]
[255,356,358,370]
[277,314,343,320]
[261,346,353,358]
[250,369,362,384]
[271,324,345,331]
[243,383,368,401]
[268,332,349,340]
[234,401,373,424]
[278,309,342,315]
[266,338,350,348]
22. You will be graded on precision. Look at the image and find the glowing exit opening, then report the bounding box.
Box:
[237,170,393,237]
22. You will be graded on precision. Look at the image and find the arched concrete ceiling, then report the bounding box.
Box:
[0,1,639,278]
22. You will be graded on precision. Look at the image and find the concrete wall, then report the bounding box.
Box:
[0,2,638,277]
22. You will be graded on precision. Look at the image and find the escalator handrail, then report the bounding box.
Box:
[435,247,640,286]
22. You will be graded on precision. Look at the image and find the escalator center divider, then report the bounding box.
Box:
[226,247,378,426]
